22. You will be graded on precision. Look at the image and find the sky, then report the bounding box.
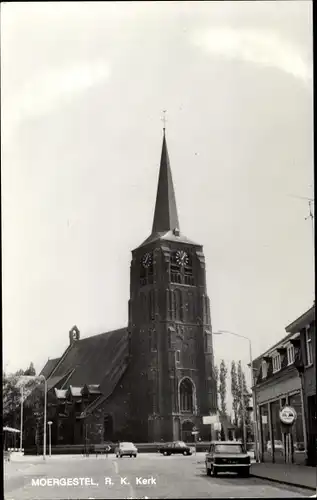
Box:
[2,1,314,405]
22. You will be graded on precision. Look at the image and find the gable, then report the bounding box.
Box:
[40,357,60,379]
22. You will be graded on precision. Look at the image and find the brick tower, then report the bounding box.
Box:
[128,129,217,442]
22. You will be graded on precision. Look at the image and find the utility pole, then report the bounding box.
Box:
[305,199,315,298]
[288,193,314,297]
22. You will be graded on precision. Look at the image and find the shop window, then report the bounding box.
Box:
[287,344,295,365]
[306,328,312,365]
[289,392,305,461]
[272,354,281,373]
[259,404,270,459]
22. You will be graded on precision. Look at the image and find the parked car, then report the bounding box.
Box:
[115,442,138,458]
[159,441,192,456]
[267,440,283,453]
[205,441,251,477]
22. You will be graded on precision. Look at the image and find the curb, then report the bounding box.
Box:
[250,473,316,492]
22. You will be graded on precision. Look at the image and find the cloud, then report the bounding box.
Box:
[191,27,312,85]
[2,60,111,141]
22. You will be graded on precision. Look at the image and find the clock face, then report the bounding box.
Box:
[175,250,189,266]
[142,252,153,268]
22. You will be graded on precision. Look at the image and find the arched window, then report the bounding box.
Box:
[179,378,194,412]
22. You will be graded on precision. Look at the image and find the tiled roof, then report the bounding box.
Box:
[45,328,129,398]
[40,358,60,379]
[79,359,128,418]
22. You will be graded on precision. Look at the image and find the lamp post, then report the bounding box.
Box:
[20,385,24,451]
[18,374,47,460]
[48,421,53,457]
[213,330,259,462]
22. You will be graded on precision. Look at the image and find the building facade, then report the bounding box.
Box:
[37,130,217,447]
[252,304,315,466]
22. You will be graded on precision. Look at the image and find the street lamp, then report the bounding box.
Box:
[213,329,259,462]
[18,374,47,460]
[48,421,53,457]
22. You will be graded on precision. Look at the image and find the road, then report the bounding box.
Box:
[4,453,313,499]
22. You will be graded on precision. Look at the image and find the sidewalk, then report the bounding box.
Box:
[250,462,317,491]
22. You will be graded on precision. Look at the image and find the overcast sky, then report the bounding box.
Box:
[2,0,314,397]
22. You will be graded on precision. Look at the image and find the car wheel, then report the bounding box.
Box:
[239,469,250,478]
[183,451,188,456]
[206,466,212,476]
[163,451,168,456]
[134,454,137,458]
[212,466,218,477]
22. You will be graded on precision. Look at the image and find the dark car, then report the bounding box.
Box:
[205,441,251,477]
[159,441,192,456]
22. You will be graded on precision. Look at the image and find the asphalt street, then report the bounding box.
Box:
[4,453,313,499]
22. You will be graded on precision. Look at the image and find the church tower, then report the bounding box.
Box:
[128,129,217,442]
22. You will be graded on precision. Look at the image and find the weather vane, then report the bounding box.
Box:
[161,110,167,131]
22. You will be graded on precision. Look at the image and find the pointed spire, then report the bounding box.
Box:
[151,129,180,234]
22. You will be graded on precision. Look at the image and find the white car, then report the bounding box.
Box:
[115,442,138,458]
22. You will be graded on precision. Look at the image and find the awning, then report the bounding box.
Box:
[3,427,20,433]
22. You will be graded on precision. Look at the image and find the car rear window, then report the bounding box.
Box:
[214,444,243,453]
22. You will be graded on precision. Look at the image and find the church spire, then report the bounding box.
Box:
[151,128,180,234]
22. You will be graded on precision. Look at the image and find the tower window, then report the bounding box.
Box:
[140,252,154,287]
[176,350,180,363]
[170,250,194,286]
[149,329,157,351]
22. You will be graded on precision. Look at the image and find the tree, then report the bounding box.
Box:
[230,361,239,426]
[3,368,46,448]
[214,364,219,412]
[24,362,36,376]
[237,361,252,441]
[219,359,228,416]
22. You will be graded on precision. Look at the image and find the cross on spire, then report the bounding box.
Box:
[161,110,167,132]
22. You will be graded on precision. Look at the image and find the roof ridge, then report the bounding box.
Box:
[77,327,127,342]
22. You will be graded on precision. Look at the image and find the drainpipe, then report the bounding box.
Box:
[299,372,308,455]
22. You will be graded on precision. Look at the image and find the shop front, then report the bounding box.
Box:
[259,391,306,465]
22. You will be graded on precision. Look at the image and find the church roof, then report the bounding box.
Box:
[78,360,128,419]
[44,328,129,397]
[137,131,200,249]
[40,357,60,379]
